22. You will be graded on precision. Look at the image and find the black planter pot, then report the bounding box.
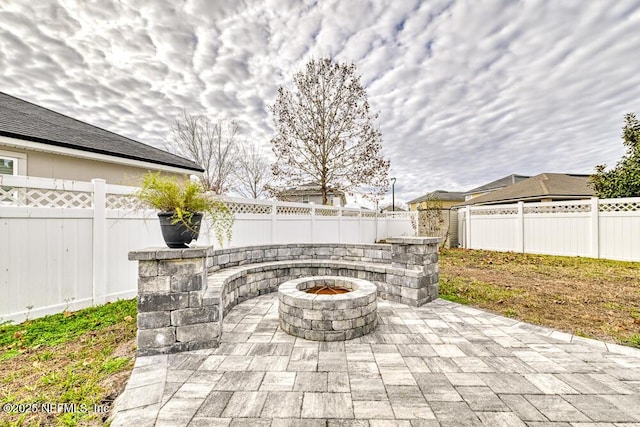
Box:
[158,212,203,248]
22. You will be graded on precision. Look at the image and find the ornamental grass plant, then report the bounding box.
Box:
[136,172,234,245]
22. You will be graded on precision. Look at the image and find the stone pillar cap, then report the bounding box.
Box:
[128,246,214,261]
[386,237,441,245]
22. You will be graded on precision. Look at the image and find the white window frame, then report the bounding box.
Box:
[0,150,27,205]
[0,149,26,175]
[0,156,18,175]
[302,195,309,203]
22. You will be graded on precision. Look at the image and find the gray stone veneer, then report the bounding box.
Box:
[129,238,440,355]
[128,248,218,356]
[386,236,440,306]
[278,276,378,341]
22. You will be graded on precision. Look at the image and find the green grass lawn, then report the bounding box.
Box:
[0,299,137,426]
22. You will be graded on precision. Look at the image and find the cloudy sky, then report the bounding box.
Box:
[1,0,639,206]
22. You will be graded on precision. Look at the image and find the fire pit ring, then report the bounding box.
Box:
[278,275,378,341]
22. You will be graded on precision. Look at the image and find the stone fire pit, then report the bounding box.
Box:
[278,275,377,341]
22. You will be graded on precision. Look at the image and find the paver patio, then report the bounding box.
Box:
[111,295,640,426]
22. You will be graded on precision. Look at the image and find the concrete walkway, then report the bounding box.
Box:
[111,295,640,426]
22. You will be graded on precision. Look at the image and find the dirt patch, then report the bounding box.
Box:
[439,249,640,346]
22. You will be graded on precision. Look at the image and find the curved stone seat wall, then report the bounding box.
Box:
[129,237,440,355]
[206,243,392,272]
[204,260,394,317]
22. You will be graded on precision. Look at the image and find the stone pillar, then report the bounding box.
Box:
[128,247,219,356]
[385,237,441,306]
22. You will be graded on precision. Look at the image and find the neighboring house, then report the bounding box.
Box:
[456,173,594,206]
[463,174,530,201]
[407,190,465,211]
[0,91,203,184]
[277,182,347,206]
[407,190,465,248]
[381,205,406,212]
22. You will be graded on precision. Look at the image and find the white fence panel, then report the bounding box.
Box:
[341,217,361,243]
[599,198,640,262]
[0,208,94,321]
[524,214,591,257]
[383,211,417,238]
[464,204,520,251]
[0,175,415,323]
[275,216,316,243]
[470,216,519,252]
[105,214,163,300]
[228,215,273,246]
[313,217,341,243]
[599,213,640,261]
[361,217,378,243]
[460,197,640,262]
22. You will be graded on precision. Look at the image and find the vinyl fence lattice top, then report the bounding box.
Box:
[470,207,519,215]
[105,194,139,210]
[0,186,93,208]
[316,207,339,216]
[599,200,640,212]
[227,202,272,215]
[524,204,590,214]
[276,205,312,215]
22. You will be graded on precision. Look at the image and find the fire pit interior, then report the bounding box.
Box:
[305,284,351,295]
[278,276,377,341]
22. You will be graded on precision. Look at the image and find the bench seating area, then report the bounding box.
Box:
[204,259,427,317]
[129,238,440,355]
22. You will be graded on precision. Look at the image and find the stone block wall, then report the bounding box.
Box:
[128,248,219,356]
[385,237,441,306]
[209,262,388,316]
[206,243,392,272]
[278,276,378,341]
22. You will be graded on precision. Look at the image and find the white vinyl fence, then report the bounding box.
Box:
[0,175,416,323]
[458,198,640,262]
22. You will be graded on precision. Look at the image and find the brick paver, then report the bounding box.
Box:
[111,295,640,426]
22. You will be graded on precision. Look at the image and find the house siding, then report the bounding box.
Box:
[1,145,188,184]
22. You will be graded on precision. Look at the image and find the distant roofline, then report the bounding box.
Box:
[454,173,594,207]
[0,91,204,173]
[462,174,530,195]
[453,194,593,207]
[407,190,465,204]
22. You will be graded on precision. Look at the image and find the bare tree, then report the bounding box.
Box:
[418,196,449,248]
[269,58,390,204]
[234,143,271,199]
[166,111,240,194]
[418,196,445,236]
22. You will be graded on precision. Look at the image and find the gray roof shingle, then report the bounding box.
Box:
[407,190,465,204]
[0,92,203,172]
[456,173,594,206]
[463,174,530,195]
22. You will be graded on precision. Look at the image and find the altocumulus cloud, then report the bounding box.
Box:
[1,0,639,204]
